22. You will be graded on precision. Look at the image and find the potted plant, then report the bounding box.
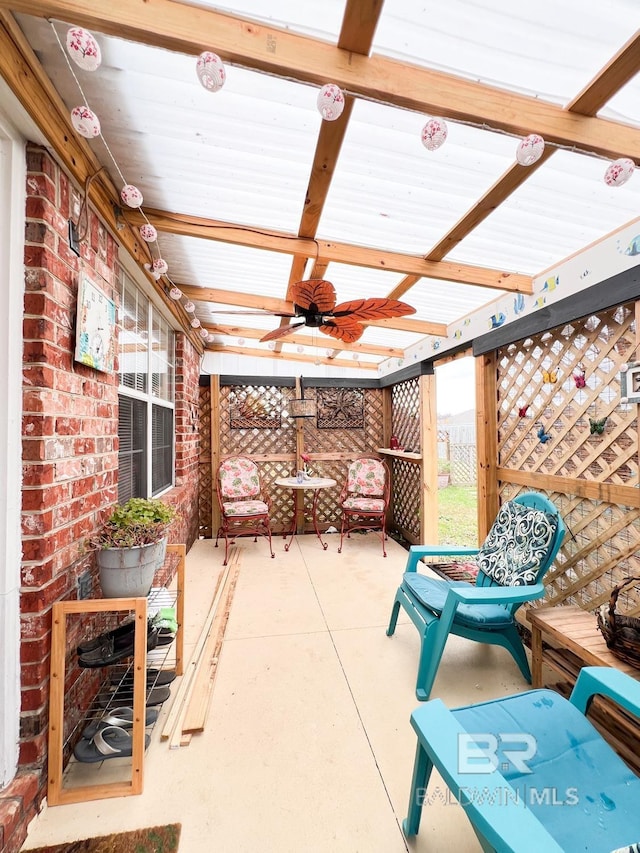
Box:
[90,498,178,598]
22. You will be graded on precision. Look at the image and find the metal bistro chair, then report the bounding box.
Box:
[337,457,391,557]
[387,492,565,700]
[215,455,275,566]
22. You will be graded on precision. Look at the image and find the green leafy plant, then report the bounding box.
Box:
[438,460,451,475]
[90,498,178,549]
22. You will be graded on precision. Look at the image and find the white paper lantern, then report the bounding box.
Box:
[516,134,545,166]
[317,84,345,121]
[267,342,276,350]
[604,158,635,187]
[121,184,143,208]
[183,300,195,313]
[199,327,209,339]
[139,224,157,243]
[152,259,168,276]
[296,345,304,353]
[196,52,226,92]
[70,106,101,138]
[169,286,183,300]
[190,317,201,328]
[237,338,245,346]
[66,27,101,72]
[421,118,448,151]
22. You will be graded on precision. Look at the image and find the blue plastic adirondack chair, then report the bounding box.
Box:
[387,492,566,700]
[403,667,640,852]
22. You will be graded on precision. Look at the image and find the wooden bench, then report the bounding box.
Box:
[527,604,640,773]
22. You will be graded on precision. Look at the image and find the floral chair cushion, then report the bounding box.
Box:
[342,496,386,513]
[219,457,261,500]
[476,500,559,587]
[223,499,269,517]
[346,458,386,497]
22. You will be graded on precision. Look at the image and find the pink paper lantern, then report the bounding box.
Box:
[196,52,226,92]
[317,84,345,121]
[152,259,168,276]
[516,134,545,166]
[199,327,209,339]
[169,287,183,300]
[421,118,448,151]
[139,224,157,242]
[183,301,195,313]
[604,158,635,187]
[66,27,101,72]
[70,106,101,138]
[121,184,143,208]
[190,317,201,328]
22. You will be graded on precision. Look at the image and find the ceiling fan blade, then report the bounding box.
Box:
[291,279,337,314]
[332,298,416,322]
[319,318,365,343]
[259,322,305,343]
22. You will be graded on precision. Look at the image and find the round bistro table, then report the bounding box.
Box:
[275,476,338,551]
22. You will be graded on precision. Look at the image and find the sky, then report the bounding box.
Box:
[436,357,476,417]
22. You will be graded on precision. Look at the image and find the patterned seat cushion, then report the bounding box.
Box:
[222,499,269,517]
[346,458,386,496]
[342,496,385,513]
[219,457,261,500]
[476,501,559,586]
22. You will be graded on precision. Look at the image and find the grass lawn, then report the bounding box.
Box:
[438,485,478,547]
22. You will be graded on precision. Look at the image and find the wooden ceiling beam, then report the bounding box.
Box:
[203,323,403,358]
[568,30,640,116]
[206,342,378,371]
[4,0,640,159]
[133,209,531,293]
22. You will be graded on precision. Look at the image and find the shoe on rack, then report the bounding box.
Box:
[78,626,159,668]
[77,620,136,656]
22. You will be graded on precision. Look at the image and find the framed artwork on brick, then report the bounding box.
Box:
[75,274,117,372]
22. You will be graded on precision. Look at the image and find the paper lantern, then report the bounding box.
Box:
[152,259,168,276]
[421,118,448,151]
[169,287,183,300]
[66,27,101,72]
[139,224,157,242]
[196,52,226,92]
[70,106,101,138]
[183,300,195,313]
[516,134,545,166]
[121,184,143,208]
[237,338,245,346]
[267,342,276,350]
[199,327,209,339]
[604,158,635,187]
[296,345,304,353]
[190,318,201,328]
[317,84,345,121]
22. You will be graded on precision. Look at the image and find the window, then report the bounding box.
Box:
[118,272,175,502]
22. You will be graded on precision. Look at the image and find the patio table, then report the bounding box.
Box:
[275,476,337,551]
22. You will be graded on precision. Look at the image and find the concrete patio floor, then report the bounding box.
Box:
[22,532,530,852]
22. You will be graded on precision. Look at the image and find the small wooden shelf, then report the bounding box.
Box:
[376,448,422,461]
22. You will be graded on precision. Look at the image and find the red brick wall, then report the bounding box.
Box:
[5,145,201,853]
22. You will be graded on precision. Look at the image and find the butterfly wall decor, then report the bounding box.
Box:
[536,423,551,443]
[542,370,557,384]
[573,364,586,388]
[589,416,608,435]
[518,405,529,418]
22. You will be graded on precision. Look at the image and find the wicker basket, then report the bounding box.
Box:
[597,576,640,669]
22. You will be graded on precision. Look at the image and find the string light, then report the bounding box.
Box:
[70,106,100,138]
[317,84,345,121]
[604,158,635,187]
[183,300,195,313]
[139,224,157,242]
[421,118,448,151]
[196,51,226,92]
[65,27,101,71]
[516,134,545,166]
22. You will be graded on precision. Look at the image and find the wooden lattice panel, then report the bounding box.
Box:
[219,385,297,458]
[392,457,421,542]
[497,306,638,485]
[497,303,640,613]
[392,379,421,452]
[198,384,212,538]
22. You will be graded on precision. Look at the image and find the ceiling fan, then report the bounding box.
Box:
[251,279,416,344]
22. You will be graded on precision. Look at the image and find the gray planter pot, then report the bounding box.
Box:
[97,537,167,598]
